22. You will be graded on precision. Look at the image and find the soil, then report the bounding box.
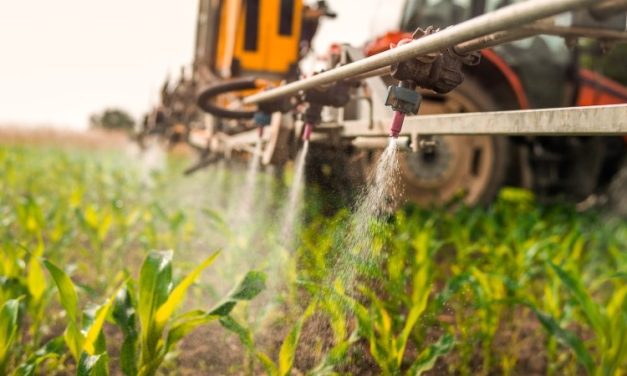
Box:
[0,126,129,149]
[167,325,250,376]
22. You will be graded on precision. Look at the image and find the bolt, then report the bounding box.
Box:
[418,136,437,152]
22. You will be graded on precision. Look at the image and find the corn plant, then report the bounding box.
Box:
[0,298,20,374]
[529,263,627,375]
[220,299,356,376]
[44,259,118,375]
[3,143,627,375]
[42,250,267,376]
[112,250,266,376]
[0,241,52,357]
[13,337,66,376]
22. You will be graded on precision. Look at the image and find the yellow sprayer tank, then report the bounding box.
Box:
[196,0,303,80]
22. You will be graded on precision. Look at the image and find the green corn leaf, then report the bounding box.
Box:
[529,306,595,374]
[84,285,121,355]
[0,299,20,373]
[26,258,46,304]
[257,352,279,376]
[605,286,627,374]
[279,303,316,376]
[154,251,220,329]
[64,321,85,362]
[44,259,80,323]
[112,286,138,376]
[120,335,138,376]
[77,352,109,376]
[209,271,266,316]
[26,243,46,303]
[44,259,85,360]
[219,316,254,351]
[320,299,347,347]
[310,331,358,375]
[113,286,138,336]
[407,333,455,376]
[165,310,216,351]
[610,271,627,281]
[397,268,431,366]
[606,285,627,325]
[230,270,266,300]
[549,263,606,338]
[138,251,173,357]
[13,336,65,376]
[219,316,285,376]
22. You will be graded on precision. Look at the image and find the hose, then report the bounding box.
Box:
[196,77,259,119]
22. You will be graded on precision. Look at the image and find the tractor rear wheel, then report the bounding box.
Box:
[398,79,512,205]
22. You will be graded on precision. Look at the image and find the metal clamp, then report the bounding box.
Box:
[390,27,480,94]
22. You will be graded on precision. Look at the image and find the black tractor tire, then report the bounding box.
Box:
[607,158,627,217]
[397,78,514,206]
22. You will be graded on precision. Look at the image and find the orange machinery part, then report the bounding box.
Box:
[576,69,627,144]
[576,68,627,106]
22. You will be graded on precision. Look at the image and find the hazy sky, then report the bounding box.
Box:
[0,0,402,129]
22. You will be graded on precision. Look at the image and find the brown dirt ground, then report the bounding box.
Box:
[0,126,130,149]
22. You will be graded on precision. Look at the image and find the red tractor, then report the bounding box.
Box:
[347,0,627,205]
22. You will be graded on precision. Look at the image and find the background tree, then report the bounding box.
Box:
[89,108,135,132]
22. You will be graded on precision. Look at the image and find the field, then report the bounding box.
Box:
[1,138,626,375]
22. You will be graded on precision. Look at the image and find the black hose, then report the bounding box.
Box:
[196,77,258,119]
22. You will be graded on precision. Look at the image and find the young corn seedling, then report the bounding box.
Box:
[218,301,345,376]
[328,279,453,376]
[1,241,52,355]
[531,263,627,375]
[44,259,119,376]
[111,250,266,376]
[0,298,20,374]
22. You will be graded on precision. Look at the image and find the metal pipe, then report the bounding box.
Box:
[590,0,627,20]
[348,66,392,82]
[242,0,597,105]
[456,22,627,55]
[341,104,627,136]
[525,24,627,40]
[356,20,627,79]
[352,28,627,81]
[455,28,538,54]
[352,136,411,151]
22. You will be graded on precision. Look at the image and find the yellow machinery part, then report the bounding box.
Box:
[216,0,303,78]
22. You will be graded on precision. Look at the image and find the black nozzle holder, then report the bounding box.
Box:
[385,82,422,115]
[253,111,272,126]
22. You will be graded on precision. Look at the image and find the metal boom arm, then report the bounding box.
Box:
[242,0,601,106]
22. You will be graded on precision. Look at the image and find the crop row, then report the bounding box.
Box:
[0,145,625,375]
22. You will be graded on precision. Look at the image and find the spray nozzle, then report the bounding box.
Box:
[384,81,422,138]
[302,122,314,141]
[253,111,272,139]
